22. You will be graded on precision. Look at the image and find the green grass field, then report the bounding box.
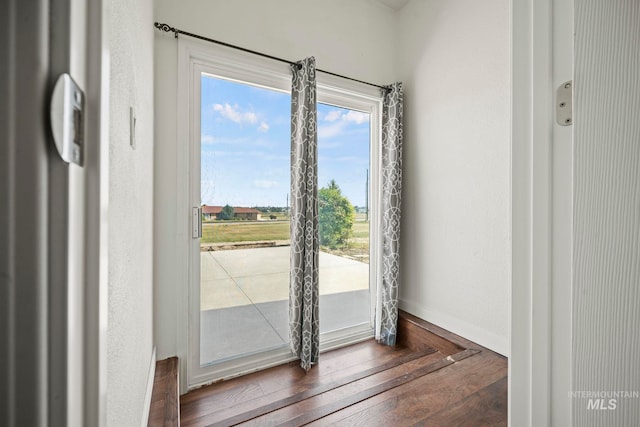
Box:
[201,219,370,245]
[351,221,370,238]
[202,221,290,244]
[202,219,371,263]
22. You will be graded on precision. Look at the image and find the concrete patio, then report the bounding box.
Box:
[200,246,371,365]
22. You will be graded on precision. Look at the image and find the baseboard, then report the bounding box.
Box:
[141,347,157,427]
[399,299,509,357]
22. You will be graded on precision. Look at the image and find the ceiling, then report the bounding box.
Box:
[374,0,410,11]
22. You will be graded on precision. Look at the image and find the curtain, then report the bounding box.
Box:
[376,83,404,346]
[289,57,319,371]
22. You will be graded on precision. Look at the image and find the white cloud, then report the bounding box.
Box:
[258,121,270,133]
[323,110,342,122]
[212,103,258,125]
[254,179,278,189]
[244,111,258,123]
[344,110,369,124]
[320,109,369,125]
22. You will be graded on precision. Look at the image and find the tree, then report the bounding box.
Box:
[218,204,235,220]
[319,180,355,248]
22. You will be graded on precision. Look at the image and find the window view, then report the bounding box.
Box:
[317,103,371,334]
[199,74,371,368]
[199,75,291,366]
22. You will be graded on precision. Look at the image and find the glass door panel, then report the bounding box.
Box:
[199,74,291,367]
[195,73,375,373]
[317,103,372,335]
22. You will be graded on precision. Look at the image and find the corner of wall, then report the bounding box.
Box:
[395,0,510,358]
[400,299,509,356]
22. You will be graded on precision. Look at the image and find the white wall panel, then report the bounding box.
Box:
[396,0,510,355]
[573,1,640,424]
[107,0,155,425]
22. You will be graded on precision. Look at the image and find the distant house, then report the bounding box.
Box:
[232,207,262,220]
[201,205,262,221]
[201,205,220,220]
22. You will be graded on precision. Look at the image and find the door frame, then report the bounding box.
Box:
[182,39,294,389]
[177,36,383,391]
[510,0,573,424]
[176,36,291,391]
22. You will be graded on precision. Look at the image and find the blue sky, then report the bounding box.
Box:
[201,74,370,208]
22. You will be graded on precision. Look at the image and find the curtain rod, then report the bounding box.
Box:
[154,22,389,91]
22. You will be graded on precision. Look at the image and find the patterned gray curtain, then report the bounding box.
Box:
[289,57,319,371]
[376,83,404,346]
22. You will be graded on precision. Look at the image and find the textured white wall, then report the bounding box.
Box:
[573,1,640,424]
[396,0,510,355]
[154,0,510,358]
[153,0,397,359]
[108,0,155,425]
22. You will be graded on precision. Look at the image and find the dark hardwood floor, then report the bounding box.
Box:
[179,311,507,426]
[149,357,179,427]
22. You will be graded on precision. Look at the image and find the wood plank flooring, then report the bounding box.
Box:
[180,311,507,426]
[149,357,179,427]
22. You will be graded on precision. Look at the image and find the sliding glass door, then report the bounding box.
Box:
[317,103,373,339]
[182,41,381,387]
[198,75,292,367]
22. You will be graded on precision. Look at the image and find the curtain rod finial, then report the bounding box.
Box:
[154,22,178,38]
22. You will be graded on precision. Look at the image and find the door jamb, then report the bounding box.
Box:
[510,0,552,424]
[510,0,573,424]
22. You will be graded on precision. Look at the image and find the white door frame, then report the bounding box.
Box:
[83,0,109,425]
[176,36,295,391]
[176,36,384,392]
[510,0,573,425]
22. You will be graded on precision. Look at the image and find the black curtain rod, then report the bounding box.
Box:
[154,22,389,91]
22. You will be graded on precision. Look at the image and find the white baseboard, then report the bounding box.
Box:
[141,347,157,427]
[399,299,509,357]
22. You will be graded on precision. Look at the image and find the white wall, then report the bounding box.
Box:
[154,0,510,358]
[154,0,398,359]
[396,0,510,355]
[107,0,155,425]
[573,0,640,424]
